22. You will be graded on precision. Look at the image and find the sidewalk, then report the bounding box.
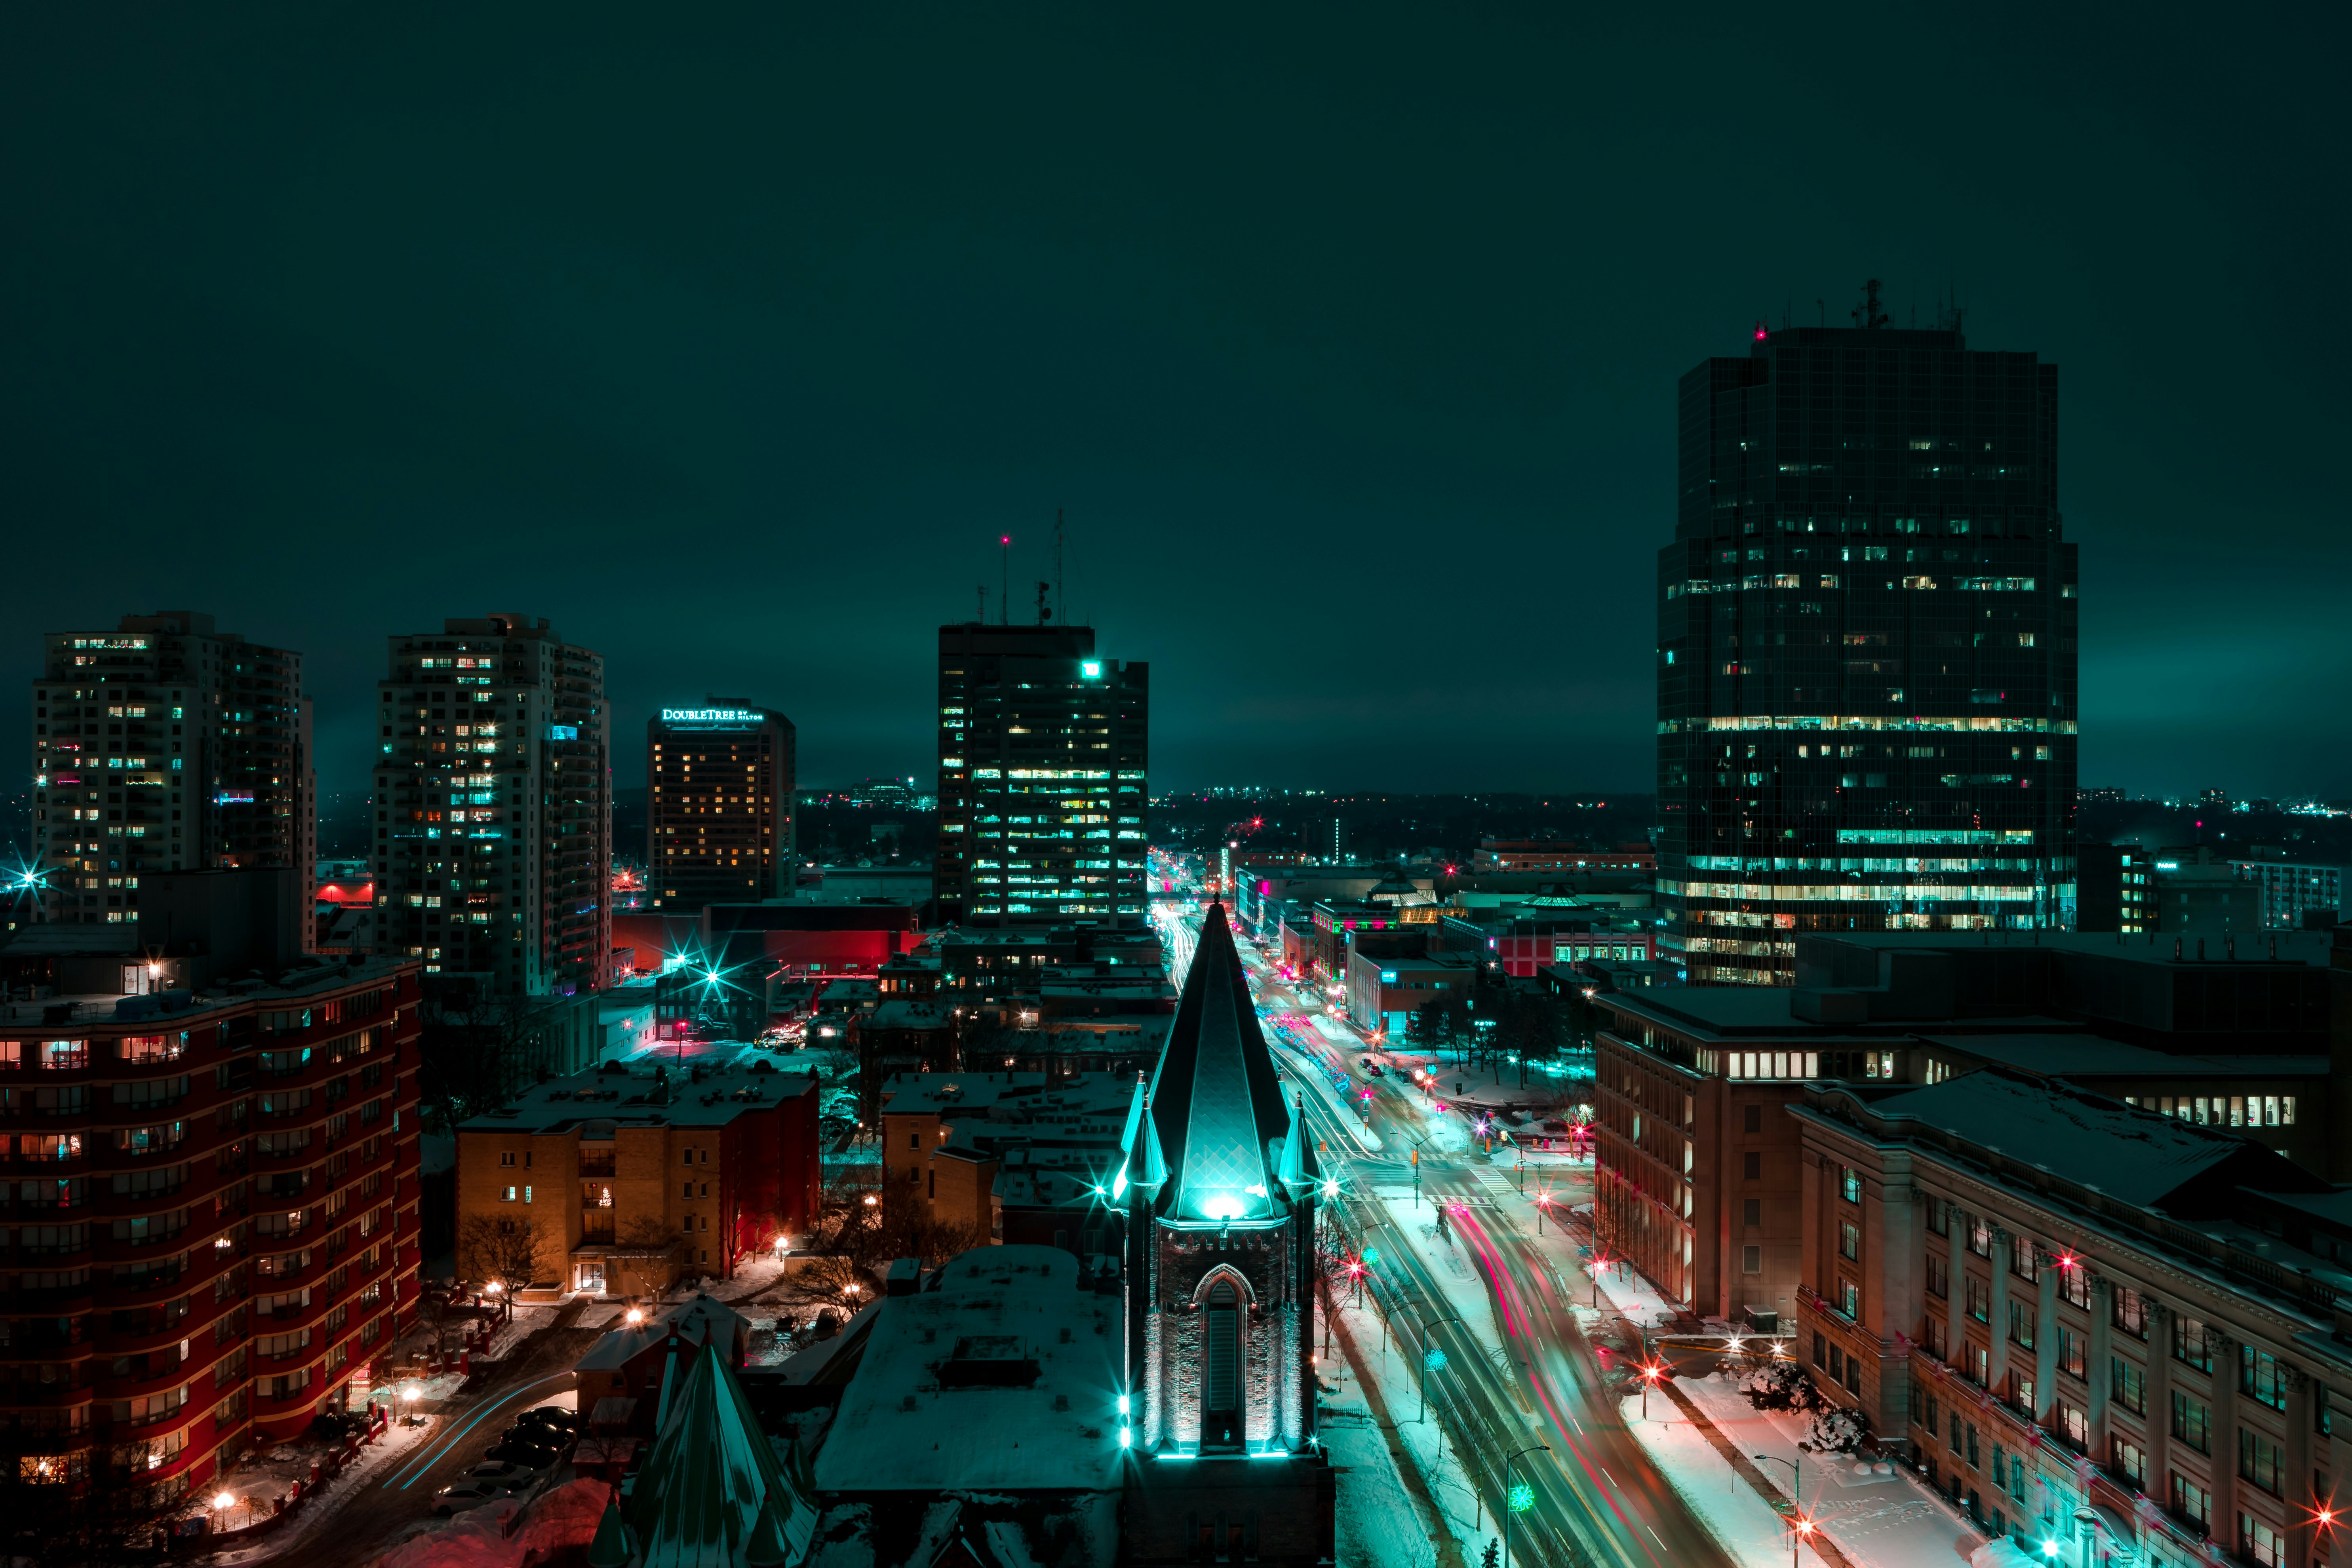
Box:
[207,1415,441,1565]
[1324,1289,1489,1568]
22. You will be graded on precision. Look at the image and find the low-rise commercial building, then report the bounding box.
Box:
[455,1058,820,1296]
[1592,929,2337,1324]
[1791,1068,2352,1568]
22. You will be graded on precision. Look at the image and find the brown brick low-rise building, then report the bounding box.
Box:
[1593,929,2338,1326]
[455,1058,819,1296]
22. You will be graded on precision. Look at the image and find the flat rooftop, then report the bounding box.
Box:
[457,1059,816,1135]
[1918,1033,2328,1081]
[814,1245,1120,1494]
[0,953,415,1029]
[1602,984,2076,1042]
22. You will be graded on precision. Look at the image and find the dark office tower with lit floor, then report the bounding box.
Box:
[1657,286,2078,985]
[363,614,611,996]
[647,700,797,912]
[29,611,314,929]
[936,622,1147,927]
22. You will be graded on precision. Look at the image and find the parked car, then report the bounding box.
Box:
[434,1479,518,1517]
[483,1436,563,1469]
[515,1404,582,1435]
[460,1461,533,1485]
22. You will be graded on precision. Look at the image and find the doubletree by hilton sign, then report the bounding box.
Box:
[660,708,763,725]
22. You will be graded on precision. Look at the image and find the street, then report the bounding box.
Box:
[1200,906,1737,1568]
[272,1317,606,1568]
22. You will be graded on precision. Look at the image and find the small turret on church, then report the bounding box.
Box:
[1118,902,1335,1564]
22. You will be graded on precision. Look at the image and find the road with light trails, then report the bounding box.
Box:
[1177,905,1737,1568]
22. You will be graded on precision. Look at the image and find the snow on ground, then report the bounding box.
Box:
[1331,1293,1493,1568]
[1370,1189,1508,1362]
[1675,1372,1975,1568]
[366,1477,613,1568]
[1320,1373,1448,1568]
[207,1416,441,1564]
[1272,1037,1383,1151]
[1616,1392,1819,1568]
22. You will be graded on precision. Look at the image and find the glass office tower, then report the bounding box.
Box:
[936,622,1147,927]
[1657,293,2078,984]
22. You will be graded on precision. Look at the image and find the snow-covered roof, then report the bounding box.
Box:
[579,1294,749,1372]
[812,1245,1122,1495]
[1919,1033,2326,1080]
[1808,1069,2317,1208]
[460,1062,817,1134]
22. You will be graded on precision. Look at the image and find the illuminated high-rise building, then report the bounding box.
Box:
[29,610,314,929]
[647,700,797,911]
[363,614,611,995]
[1657,285,2078,984]
[936,622,1147,927]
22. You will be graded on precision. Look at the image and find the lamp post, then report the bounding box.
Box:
[1754,1454,1805,1568]
[1418,1313,1464,1422]
[1502,1443,1550,1568]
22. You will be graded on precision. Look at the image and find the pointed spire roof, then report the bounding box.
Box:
[588,1494,637,1568]
[628,1341,818,1568]
[1148,902,1290,1223]
[1276,1092,1311,1197]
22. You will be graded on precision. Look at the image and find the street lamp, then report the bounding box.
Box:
[1502,1443,1550,1568]
[1754,1453,1805,1568]
[1638,1356,1665,1418]
[1417,1313,1464,1422]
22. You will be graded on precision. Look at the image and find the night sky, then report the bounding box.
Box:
[4,5,2345,805]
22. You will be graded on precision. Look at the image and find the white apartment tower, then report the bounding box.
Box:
[364,614,611,996]
[29,610,314,929]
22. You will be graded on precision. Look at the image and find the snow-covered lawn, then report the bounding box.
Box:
[1369,1189,1509,1362]
[1328,1293,1498,1568]
[1673,1373,1976,1568]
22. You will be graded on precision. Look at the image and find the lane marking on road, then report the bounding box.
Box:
[383,1370,574,1491]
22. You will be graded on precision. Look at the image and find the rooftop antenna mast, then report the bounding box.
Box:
[998,535,1010,625]
[978,583,987,622]
[1054,508,1066,626]
[1852,278,1888,330]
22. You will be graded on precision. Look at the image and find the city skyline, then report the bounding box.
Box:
[2,9,2346,805]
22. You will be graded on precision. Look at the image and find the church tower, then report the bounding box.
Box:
[1119,902,1335,1564]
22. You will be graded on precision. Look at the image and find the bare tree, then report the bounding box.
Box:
[458,1212,550,1294]
[772,1254,880,1319]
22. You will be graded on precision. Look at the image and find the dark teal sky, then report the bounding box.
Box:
[3,3,2345,801]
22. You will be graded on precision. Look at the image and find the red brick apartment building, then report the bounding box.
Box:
[0,960,422,1493]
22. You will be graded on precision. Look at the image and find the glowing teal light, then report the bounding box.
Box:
[1361,1248,1380,1267]
[1423,1347,1447,1372]
[1508,1482,1536,1514]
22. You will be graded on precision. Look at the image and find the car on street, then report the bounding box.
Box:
[459,1461,534,1485]
[515,1404,582,1435]
[483,1435,565,1469]
[434,1479,519,1517]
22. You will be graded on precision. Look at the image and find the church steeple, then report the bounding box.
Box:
[1146,902,1291,1225]
[1127,901,1323,1466]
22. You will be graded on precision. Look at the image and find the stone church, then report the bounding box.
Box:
[1118,902,1337,1564]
